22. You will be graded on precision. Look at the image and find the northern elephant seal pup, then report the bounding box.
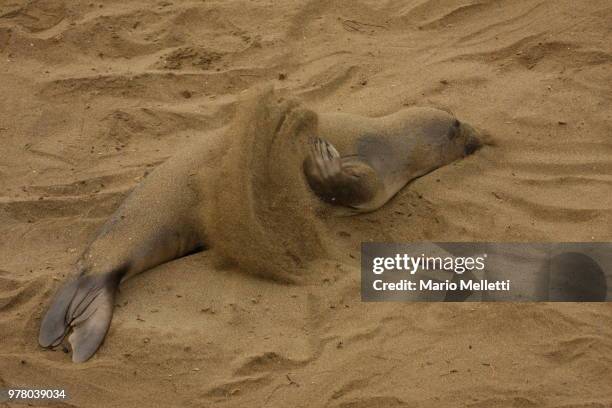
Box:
[39,88,482,362]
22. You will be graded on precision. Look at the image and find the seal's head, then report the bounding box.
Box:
[403,108,483,177]
[451,119,482,156]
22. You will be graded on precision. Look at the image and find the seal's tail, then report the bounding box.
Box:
[39,270,122,363]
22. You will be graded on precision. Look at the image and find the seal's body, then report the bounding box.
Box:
[39,95,482,363]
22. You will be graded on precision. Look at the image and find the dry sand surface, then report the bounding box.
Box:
[1,0,612,407]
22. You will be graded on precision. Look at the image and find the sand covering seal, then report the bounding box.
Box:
[206,87,327,283]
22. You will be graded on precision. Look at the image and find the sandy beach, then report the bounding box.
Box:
[1,0,611,407]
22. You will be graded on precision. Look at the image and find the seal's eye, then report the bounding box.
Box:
[447,120,461,140]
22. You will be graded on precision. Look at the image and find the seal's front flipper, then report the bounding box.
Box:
[39,272,121,363]
[303,138,382,210]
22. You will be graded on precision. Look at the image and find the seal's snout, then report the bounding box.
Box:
[464,134,482,155]
[458,122,482,156]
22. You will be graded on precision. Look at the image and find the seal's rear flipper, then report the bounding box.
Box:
[39,272,121,363]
